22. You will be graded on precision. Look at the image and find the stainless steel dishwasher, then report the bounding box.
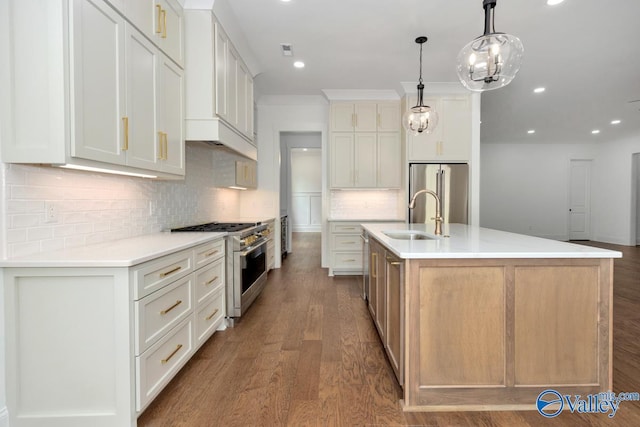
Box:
[361,230,369,300]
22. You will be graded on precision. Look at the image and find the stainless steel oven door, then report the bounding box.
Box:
[231,239,268,317]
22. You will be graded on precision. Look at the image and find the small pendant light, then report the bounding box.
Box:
[402,36,438,135]
[456,0,524,92]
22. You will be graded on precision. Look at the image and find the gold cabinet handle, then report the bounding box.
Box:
[160,300,182,315]
[205,250,219,257]
[206,308,219,321]
[164,132,168,160]
[157,131,164,159]
[159,265,181,278]
[377,113,381,128]
[205,276,219,285]
[155,4,163,34]
[372,253,378,278]
[162,9,167,39]
[351,113,355,128]
[389,261,401,266]
[122,117,129,151]
[344,259,356,262]
[161,344,183,364]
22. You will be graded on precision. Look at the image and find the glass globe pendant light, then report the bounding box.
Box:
[456,0,524,92]
[402,36,438,135]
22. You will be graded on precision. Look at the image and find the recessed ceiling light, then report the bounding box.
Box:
[533,87,545,93]
[293,61,305,68]
[592,130,600,134]
[281,0,292,2]
[527,130,535,134]
[611,119,621,125]
[547,0,565,5]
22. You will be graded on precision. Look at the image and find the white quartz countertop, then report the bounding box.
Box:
[0,232,226,268]
[363,223,623,259]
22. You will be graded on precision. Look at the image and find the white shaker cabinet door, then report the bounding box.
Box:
[71,0,127,165]
[330,133,355,188]
[377,133,401,188]
[354,133,377,187]
[158,54,185,174]
[125,25,159,171]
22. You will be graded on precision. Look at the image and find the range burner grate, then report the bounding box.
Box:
[171,222,255,233]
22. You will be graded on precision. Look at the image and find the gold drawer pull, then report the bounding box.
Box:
[205,250,219,257]
[205,276,219,285]
[160,300,182,315]
[389,261,401,266]
[343,241,356,244]
[161,344,183,364]
[206,308,219,321]
[160,266,181,278]
[344,259,356,262]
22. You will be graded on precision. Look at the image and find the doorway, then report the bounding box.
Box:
[568,159,592,240]
[279,132,322,252]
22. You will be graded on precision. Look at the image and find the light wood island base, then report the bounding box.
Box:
[402,257,613,411]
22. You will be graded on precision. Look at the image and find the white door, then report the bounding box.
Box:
[569,160,592,240]
[158,54,184,174]
[354,133,377,187]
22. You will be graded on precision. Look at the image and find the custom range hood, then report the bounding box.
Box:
[184,8,257,161]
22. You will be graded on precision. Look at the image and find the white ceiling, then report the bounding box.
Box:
[224,0,640,144]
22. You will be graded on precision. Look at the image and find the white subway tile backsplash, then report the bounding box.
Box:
[2,144,241,258]
[329,189,405,220]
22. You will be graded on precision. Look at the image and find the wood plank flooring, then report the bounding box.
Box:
[138,234,640,426]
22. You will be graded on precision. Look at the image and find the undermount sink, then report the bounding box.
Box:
[383,230,437,240]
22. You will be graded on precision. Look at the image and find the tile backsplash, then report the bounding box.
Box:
[2,144,240,258]
[329,189,405,220]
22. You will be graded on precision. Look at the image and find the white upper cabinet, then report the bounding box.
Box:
[122,0,184,66]
[183,10,256,160]
[407,95,472,162]
[71,0,127,166]
[331,102,400,132]
[0,0,186,178]
[329,101,402,189]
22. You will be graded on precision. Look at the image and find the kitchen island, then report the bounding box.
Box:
[362,222,622,412]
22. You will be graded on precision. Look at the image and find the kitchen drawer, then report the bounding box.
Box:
[194,257,224,304]
[332,234,363,251]
[135,275,193,355]
[132,248,193,300]
[332,251,364,270]
[136,317,193,411]
[331,223,363,234]
[195,287,225,346]
[193,239,225,269]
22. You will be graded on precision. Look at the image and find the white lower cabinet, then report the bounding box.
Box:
[329,222,364,276]
[2,236,226,427]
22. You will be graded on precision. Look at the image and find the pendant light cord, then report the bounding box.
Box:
[418,42,423,85]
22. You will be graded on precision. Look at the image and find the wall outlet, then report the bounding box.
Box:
[44,201,59,223]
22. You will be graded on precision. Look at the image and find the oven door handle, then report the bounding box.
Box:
[239,239,268,256]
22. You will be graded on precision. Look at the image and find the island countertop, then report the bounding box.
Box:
[362,222,622,259]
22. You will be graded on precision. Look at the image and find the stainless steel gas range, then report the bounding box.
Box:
[171,221,269,320]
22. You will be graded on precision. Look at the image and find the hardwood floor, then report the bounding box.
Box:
[138,235,640,426]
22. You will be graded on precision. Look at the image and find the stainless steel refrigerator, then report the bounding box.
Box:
[409,163,469,224]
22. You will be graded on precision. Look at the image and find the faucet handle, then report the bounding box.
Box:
[431,216,443,222]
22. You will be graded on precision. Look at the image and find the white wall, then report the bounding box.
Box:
[591,133,640,245]
[481,132,640,245]
[241,95,329,265]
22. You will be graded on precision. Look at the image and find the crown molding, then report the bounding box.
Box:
[321,89,401,101]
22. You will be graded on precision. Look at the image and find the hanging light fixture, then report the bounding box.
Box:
[456,0,524,92]
[402,36,438,135]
